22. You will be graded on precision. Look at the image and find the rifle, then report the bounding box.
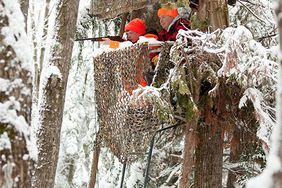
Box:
[75,36,125,42]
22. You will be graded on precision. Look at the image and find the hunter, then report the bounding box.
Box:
[158,3,191,41]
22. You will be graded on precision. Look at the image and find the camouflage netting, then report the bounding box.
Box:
[93,43,174,162]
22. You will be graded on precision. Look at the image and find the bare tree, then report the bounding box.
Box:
[0,0,33,187]
[32,0,80,187]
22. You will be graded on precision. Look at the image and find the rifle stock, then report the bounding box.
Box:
[75,36,125,42]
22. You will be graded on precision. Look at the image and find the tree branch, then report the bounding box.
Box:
[238,0,267,24]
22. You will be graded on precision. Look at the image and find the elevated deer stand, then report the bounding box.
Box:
[90,43,176,187]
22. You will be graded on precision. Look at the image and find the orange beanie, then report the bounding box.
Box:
[125,18,146,35]
[157,6,178,18]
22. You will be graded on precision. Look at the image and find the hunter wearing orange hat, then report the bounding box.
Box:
[105,18,160,94]
[125,18,146,42]
[157,3,191,41]
[107,18,152,94]
[108,18,146,48]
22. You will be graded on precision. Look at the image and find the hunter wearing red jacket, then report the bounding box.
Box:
[157,3,191,41]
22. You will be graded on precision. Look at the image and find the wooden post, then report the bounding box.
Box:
[119,12,129,38]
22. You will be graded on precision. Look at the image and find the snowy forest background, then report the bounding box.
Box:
[1,0,282,187]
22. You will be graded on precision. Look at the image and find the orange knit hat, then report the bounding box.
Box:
[157,3,178,18]
[125,18,146,35]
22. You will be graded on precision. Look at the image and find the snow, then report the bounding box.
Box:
[36,0,62,132]
[239,88,274,146]
[0,132,11,150]
[125,162,144,187]
[0,0,37,162]
[247,154,281,188]
[13,0,280,187]
[246,1,282,186]
[1,0,32,71]
[93,35,165,57]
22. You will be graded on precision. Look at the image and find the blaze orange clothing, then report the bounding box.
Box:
[107,32,160,94]
[157,7,178,18]
[140,77,148,87]
[143,33,159,66]
[125,18,146,35]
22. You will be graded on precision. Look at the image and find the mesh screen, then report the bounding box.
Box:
[94,43,176,162]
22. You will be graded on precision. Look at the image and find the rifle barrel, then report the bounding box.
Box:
[75,36,124,42]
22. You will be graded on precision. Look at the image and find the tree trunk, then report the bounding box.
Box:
[32,0,80,187]
[130,4,162,33]
[30,0,51,107]
[226,127,241,188]
[119,13,129,38]
[20,0,29,31]
[194,124,223,188]
[192,0,228,31]
[0,0,33,187]
[179,1,229,187]
[89,145,101,188]
[179,121,199,188]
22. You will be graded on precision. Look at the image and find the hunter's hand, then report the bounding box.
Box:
[101,38,111,45]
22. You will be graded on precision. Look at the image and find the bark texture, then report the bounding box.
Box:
[179,121,199,188]
[20,0,29,30]
[32,0,80,187]
[191,0,228,31]
[179,1,229,187]
[88,145,101,188]
[194,125,223,188]
[0,0,33,187]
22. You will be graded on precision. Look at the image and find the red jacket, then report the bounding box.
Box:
[158,17,191,41]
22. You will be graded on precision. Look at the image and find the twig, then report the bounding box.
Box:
[258,33,278,41]
[174,115,187,123]
[239,0,266,8]
[238,0,267,24]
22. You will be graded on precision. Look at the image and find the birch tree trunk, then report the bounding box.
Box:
[32,0,80,187]
[0,0,33,187]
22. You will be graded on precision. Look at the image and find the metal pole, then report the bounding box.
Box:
[120,159,127,188]
[143,124,180,188]
[143,132,157,188]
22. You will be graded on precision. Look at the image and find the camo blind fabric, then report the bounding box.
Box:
[94,43,168,162]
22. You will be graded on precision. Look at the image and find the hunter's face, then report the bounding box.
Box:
[126,30,141,43]
[159,15,174,30]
